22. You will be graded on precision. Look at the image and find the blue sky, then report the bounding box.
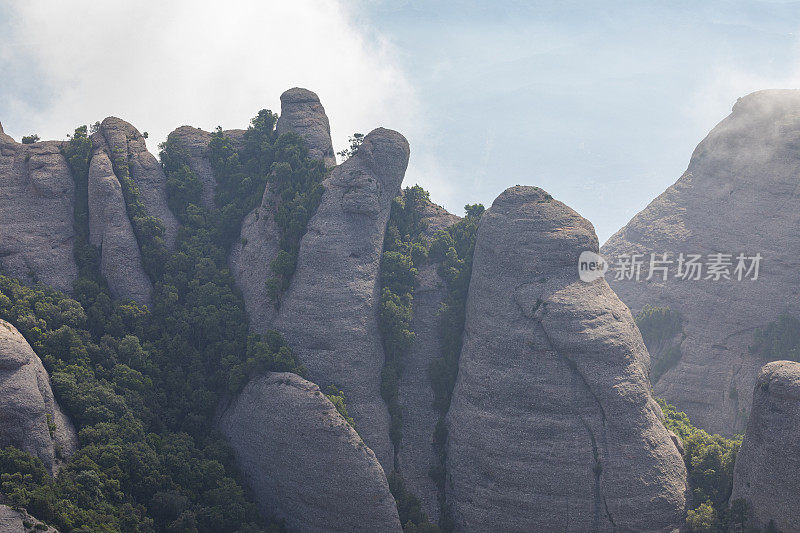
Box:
[2,1,800,241]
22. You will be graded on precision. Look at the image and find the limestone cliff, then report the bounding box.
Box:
[602,90,800,435]
[447,186,688,532]
[0,319,77,475]
[274,128,410,470]
[218,372,402,533]
[731,360,800,532]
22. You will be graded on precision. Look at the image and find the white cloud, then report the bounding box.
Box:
[0,0,421,162]
[686,33,800,133]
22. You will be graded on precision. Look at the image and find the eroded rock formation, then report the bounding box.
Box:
[0,134,77,293]
[602,90,800,435]
[93,117,179,248]
[446,186,688,532]
[218,372,402,533]
[0,319,77,474]
[87,149,152,304]
[731,360,800,532]
[276,88,336,168]
[274,128,409,469]
[230,88,336,333]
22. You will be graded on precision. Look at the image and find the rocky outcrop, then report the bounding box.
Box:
[0,135,77,293]
[218,372,402,533]
[276,88,336,167]
[229,185,283,333]
[396,200,459,522]
[165,127,216,209]
[228,87,338,334]
[602,90,800,435]
[0,319,77,474]
[274,128,410,470]
[87,150,152,304]
[94,117,179,248]
[731,361,800,532]
[0,505,58,532]
[164,126,248,211]
[447,186,688,532]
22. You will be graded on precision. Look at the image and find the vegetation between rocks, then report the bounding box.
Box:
[378,185,439,532]
[657,399,745,532]
[0,112,319,532]
[427,203,483,533]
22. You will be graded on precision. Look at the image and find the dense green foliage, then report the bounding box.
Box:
[176,110,326,302]
[658,399,744,532]
[426,203,483,533]
[0,112,320,532]
[749,313,800,363]
[62,126,103,284]
[324,385,355,429]
[635,305,684,384]
[21,134,40,144]
[379,185,431,449]
[0,276,266,532]
[377,186,439,532]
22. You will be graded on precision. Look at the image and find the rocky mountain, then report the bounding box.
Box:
[218,372,401,533]
[602,90,800,435]
[274,126,410,470]
[0,319,77,474]
[0,116,178,306]
[0,128,77,293]
[228,88,334,334]
[11,86,799,532]
[276,87,337,168]
[731,360,800,532]
[447,186,688,532]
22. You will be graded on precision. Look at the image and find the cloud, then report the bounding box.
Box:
[686,32,800,132]
[0,0,420,160]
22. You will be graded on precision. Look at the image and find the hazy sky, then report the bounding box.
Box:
[2,1,800,242]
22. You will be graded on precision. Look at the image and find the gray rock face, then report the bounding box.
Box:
[0,136,77,293]
[602,90,800,435]
[275,128,410,470]
[396,201,460,522]
[0,505,58,532]
[95,117,179,248]
[218,372,402,533]
[276,88,337,167]
[731,361,800,532]
[447,186,688,532]
[87,150,152,304]
[0,319,77,475]
[229,185,282,333]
